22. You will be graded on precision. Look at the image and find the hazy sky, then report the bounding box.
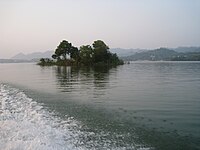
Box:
[0,0,200,58]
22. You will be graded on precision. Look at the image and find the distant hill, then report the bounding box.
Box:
[173,47,200,53]
[0,59,35,63]
[122,48,178,61]
[171,52,200,61]
[110,48,146,57]
[11,51,53,60]
[11,47,200,61]
[122,48,200,61]
[110,47,200,57]
[11,49,142,60]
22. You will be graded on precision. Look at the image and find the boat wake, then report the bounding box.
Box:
[0,84,85,150]
[0,84,151,150]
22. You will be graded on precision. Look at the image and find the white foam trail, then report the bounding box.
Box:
[0,84,84,150]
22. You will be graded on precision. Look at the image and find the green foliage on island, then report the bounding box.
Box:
[38,40,123,66]
[122,48,200,61]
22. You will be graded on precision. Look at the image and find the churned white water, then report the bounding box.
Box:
[0,84,85,150]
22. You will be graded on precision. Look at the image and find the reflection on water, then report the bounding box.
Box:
[55,66,78,92]
[54,66,112,99]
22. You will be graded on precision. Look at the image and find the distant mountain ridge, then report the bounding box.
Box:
[172,47,200,53]
[110,47,200,57]
[110,48,146,57]
[11,47,200,60]
[0,59,36,63]
[122,48,178,61]
[11,51,53,60]
[122,47,200,61]
[12,49,140,60]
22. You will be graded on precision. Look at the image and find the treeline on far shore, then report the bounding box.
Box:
[38,40,124,67]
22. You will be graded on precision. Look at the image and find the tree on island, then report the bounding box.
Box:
[39,39,123,66]
[93,40,109,63]
[52,40,79,61]
[79,45,94,65]
[79,40,123,66]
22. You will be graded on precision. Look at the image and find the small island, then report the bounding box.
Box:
[38,40,124,67]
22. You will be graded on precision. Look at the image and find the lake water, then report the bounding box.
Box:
[0,62,200,150]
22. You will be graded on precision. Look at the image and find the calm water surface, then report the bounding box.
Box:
[0,62,200,150]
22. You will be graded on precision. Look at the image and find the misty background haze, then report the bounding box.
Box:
[0,0,200,59]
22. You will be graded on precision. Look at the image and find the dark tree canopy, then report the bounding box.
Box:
[79,45,94,65]
[52,40,78,61]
